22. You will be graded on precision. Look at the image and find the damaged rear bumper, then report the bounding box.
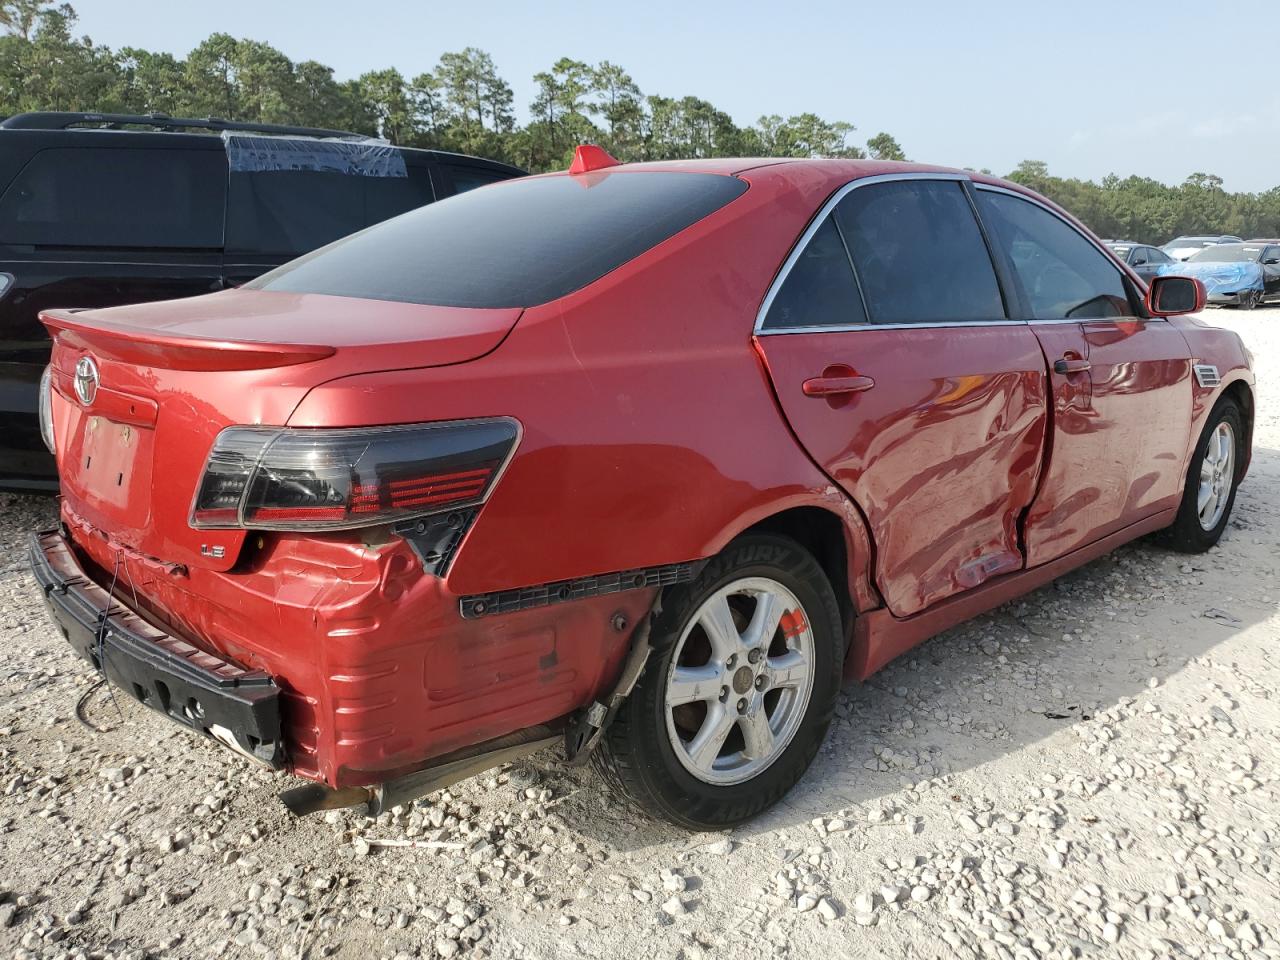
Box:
[29,529,283,767]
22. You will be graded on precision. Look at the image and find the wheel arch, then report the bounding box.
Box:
[723,501,883,647]
[1220,376,1254,480]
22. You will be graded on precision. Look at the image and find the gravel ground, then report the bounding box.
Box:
[2,311,1278,960]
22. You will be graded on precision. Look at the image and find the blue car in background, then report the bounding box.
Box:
[1175,242,1280,309]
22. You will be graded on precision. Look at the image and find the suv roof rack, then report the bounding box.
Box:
[0,111,366,140]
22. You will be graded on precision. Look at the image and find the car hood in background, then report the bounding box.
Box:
[1164,260,1264,295]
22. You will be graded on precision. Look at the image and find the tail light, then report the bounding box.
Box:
[190,418,519,531]
[39,365,56,454]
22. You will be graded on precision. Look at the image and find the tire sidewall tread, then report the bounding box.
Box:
[595,533,843,831]
[1163,396,1243,553]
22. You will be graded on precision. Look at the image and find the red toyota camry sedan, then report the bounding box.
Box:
[32,148,1253,829]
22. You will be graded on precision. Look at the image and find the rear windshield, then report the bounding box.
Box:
[1189,245,1261,263]
[248,171,748,308]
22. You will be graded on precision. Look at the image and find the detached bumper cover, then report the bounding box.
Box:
[29,529,283,766]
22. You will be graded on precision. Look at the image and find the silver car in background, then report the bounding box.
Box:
[1162,235,1244,261]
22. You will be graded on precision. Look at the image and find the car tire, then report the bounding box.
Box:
[1162,397,1243,553]
[594,533,842,830]
[1238,290,1260,310]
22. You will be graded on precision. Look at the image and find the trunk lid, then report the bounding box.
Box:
[45,288,520,572]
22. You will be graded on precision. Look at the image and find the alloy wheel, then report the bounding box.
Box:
[1197,420,1236,531]
[663,577,815,786]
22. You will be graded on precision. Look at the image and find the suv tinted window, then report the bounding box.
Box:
[975,190,1130,320]
[763,218,867,329]
[442,164,511,195]
[0,147,225,248]
[225,164,434,256]
[834,180,1004,324]
[251,171,747,308]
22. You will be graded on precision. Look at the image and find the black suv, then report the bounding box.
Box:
[0,112,524,492]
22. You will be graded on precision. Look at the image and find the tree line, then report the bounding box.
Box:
[3,1,1279,244]
[0,2,903,170]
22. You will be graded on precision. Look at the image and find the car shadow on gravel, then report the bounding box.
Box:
[555,445,1280,850]
[6,444,1278,856]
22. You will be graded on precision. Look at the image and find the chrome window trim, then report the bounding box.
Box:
[754,172,970,334]
[971,183,1130,275]
[755,174,1160,337]
[971,183,1161,322]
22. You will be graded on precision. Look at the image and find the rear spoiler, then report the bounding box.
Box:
[40,309,336,372]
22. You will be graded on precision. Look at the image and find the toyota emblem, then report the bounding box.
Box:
[73,356,99,406]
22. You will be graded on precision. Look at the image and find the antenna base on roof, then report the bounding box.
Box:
[569,144,621,175]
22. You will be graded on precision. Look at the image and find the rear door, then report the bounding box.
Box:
[755,175,1049,618]
[972,186,1193,565]
[0,141,226,487]
[0,142,227,364]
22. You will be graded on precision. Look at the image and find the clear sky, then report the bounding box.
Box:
[73,0,1280,193]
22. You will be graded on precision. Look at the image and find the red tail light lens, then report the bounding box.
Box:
[190,419,519,531]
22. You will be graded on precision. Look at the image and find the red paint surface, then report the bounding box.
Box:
[1024,320,1193,565]
[756,325,1047,617]
[41,158,1256,788]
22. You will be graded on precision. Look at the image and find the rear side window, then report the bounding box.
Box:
[975,190,1130,320]
[0,147,225,248]
[763,218,867,329]
[225,164,435,256]
[441,164,511,195]
[834,180,1005,324]
[250,171,747,308]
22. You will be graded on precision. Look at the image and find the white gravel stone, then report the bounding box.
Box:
[2,312,1279,960]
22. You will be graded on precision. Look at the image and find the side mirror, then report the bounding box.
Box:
[1147,275,1206,317]
[1264,257,1280,265]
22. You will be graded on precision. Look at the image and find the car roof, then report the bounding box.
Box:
[518,158,1099,247]
[0,113,523,173]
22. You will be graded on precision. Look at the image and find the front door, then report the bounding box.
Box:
[756,177,1049,618]
[1263,246,1280,298]
[971,187,1193,565]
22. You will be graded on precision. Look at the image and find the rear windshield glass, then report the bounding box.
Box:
[248,171,747,308]
[1189,245,1261,263]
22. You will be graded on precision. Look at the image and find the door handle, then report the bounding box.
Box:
[802,375,876,397]
[1053,357,1091,375]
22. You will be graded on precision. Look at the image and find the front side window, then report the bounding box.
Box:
[762,218,867,329]
[1148,247,1173,264]
[975,190,1130,320]
[834,180,1005,324]
[0,147,225,248]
